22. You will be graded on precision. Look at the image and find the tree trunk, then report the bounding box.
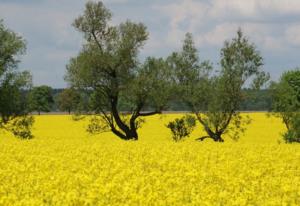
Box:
[110,97,139,141]
[111,127,138,141]
[125,129,138,141]
[196,133,224,142]
[213,134,224,142]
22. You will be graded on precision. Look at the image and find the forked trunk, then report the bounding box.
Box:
[125,129,138,141]
[213,134,224,142]
[110,96,139,141]
[111,127,138,141]
[196,132,224,142]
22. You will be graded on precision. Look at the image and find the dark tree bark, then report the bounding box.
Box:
[195,113,225,143]
[108,96,160,141]
[109,97,139,140]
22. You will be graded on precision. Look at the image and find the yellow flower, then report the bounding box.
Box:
[0,113,299,205]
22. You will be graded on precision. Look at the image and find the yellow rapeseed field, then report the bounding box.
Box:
[1,113,300,206]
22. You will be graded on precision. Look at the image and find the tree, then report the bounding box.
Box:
[57,88,80,114]
[270,69,300,143]
[65,1,172,140]
[0,20,34,139]
[29,85,54,115]
[170,30,269,142]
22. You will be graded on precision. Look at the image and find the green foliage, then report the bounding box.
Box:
[170,29,269,142]
[87,114,145,135]
[29,85,54,114]
[167,115,196,142]
[271,69,300,143]
[0,20,33,139]
[87,115,110,134]
[56,88,80,114]
[8,116,34,139]
[66,1,172,140]
[167,33,212,112]
[282,114,300,143]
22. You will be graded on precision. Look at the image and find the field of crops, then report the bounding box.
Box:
[1,113,300,205]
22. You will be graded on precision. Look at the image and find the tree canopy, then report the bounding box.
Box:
[66,1,172,140]
[0,20,34,139]
[56,88,80,114]
[271,69,300,143]
[170,30,269,142]
[29,85,54,115]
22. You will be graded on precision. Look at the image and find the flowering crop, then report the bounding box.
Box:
[0,113,299,205]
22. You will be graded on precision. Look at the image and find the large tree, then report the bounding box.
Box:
[66,1,172,140]
[270,69,300,143]
[170,30,269,142]
[0,20,34,139]
[29,85,54,115]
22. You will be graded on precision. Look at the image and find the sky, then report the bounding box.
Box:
[0,0,300,88]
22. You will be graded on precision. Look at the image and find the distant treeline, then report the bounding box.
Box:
[50,88,272,112]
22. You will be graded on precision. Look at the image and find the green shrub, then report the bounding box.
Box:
[167,115,196,142]
[9,116,34,139]
[283,114,300,143]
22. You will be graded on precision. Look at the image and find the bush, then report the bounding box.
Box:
[167,115,196,142]
[283,114,300,143]
[9,116,34,139]
[87,116,110,134]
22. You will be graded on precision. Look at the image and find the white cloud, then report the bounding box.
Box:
[154,0,209,47]
[0,0,300,86]
[262,36,284,51]
[0,1,83,87]
[210,0,257,18]
[102,0,129,4]
[193,22,284,51]
[210,0,300,18]
[196,23,237,46]
[154,0,300,51]
[285,24,300,46]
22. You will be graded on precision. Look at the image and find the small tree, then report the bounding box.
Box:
[29,85,54,115]
[167,115,196,142]
[270,69,300,143]
[66,1,172,140]
[0,20,34,139]
[170,30,269,142]
[57,88,80,114]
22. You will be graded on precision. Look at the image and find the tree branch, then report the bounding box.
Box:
[91,31,103,52]
[195,136,212,141]
[110,123,127,140]
[219,110,235,134]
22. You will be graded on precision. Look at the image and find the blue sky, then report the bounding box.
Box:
[1,0,300,88]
